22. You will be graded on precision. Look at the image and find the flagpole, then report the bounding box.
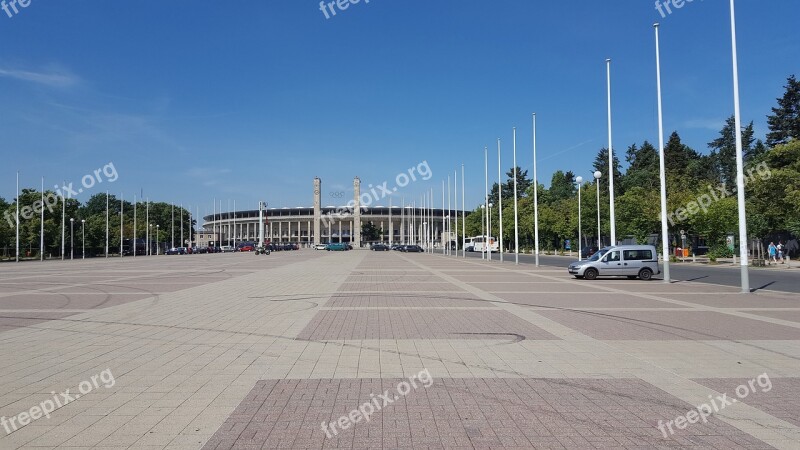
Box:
[461,164,465,258]
[120,194,124,257]
[513,127,520,264]
[40,177,45,261]
[654,23,671,283]
[484,146,490,261]
[61,180,65,261]
[15,172,19,263]
[533,113,540,266]
[606,58,617,245]
[106,191,110,257]
[497,138,503,263]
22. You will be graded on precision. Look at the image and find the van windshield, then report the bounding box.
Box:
[587,247,611,262]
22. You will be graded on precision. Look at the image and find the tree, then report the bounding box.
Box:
[622,141,659,192]
[592,148,623,196]
[361,221,380,242]
[489,167,532,202]
[708,116,755,185]
[766,75,800,147]
[547,171,576,203]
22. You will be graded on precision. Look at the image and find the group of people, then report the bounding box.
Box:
[768,241,787,264]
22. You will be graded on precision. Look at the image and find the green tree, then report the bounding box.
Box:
[708,116,755,185]
[592,148,623,197]
[766,75,800,147]
[622,141,659,191]
[361,221,380,242]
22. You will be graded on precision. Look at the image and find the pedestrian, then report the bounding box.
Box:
[768,241,777,265]
[777,241,785,264]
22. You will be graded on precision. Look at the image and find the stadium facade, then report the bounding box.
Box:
[202,177,463,248]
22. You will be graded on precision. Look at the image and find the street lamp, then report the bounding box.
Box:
[81,219,85,259]
[576,176,583,261]
[488,202,494,260]
[594,171,602,248]
[156,224,160,255]
[69,218,74,260]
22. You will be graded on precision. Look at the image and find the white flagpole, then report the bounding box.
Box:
[40,177,44,261]
[533,113,540,266]
[171,203,175,249]
[654,23,671,283]
[513,127,520,264]
[61,180,65,261]
[497,138,503,263]
[106,191,109,258]
[606,58,617,245]
[729,0,750,293]
[447,174,451,255]
[461,164,465,258]
[133,194,137,258]
[484,146,490,261]
[15,172,19,262]
[146,198,149,255]
[453,169,458,257]
[120,194,124,257]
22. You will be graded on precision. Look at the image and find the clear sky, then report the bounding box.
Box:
[1,0,797,217]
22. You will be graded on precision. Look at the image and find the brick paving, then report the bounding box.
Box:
[0,250,798,449]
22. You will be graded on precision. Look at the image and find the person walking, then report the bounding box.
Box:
[768,241,777,265]
[777,241,785,264]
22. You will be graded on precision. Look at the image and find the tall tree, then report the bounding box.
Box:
[547,171,576,203]
[622,141,659,191]
[708,116,755,185]
[489,167,532,202]
[766,75,800,147]
[592,148,623,196]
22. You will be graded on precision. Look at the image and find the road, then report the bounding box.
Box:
[458,251,800,294]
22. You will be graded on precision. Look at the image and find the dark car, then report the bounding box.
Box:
[581,246,599,258]
[402,245,424,253]
[166,247,185,255]
[371,244,390,251]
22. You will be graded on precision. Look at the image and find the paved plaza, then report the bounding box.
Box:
[0,250,798,449]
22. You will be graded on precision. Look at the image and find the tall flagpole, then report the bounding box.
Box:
[484,147,490,261]
[133,194,137,258]
[106,191,110,257]
[40,177,45,261]
[655,23,671,283]
[61,180,65,261]
[461,164,465,258]
[171,203,175,249]
[120,194,124,257]
[442,180,446,254]
[729,0,750,293]
[447,175,451,255]
[513,127,520,264]
[606,58,617,245]
[497,138,503,262]
[15,172,19,262]
[453,169,458,257]
[533,113,540,266]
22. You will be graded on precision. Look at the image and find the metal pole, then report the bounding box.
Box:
[120,194,124,257]
[171,203,175,249]
[82,220,85,259]
[533,113,540,266]
[15,172,19,262]
[462,164,465,258]
[484,147,490,261]
[146,199,149,255]
[61,180,65,261]
[133,194,137,258]
[498,138,503,263]
[655,23,671,283]
[513,127,519,264]
[105,191,109,257]
[577,178,582,261]
[606,59,617,245]
[729,0,750,293]
[40,177,44,261]
[595,172,602,248]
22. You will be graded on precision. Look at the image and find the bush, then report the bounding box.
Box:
[707,244,734,262]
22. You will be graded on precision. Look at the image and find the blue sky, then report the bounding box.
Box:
[1,0,797,217]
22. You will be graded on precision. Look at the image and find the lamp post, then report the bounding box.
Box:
[488,202,494,260]
[81,219,85,259]
[70,218,74,260]
[156,224,160,255]
[576,176,583,261]
[480,204,485,259]
[594,171,602,248]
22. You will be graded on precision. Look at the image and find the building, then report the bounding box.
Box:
[201,177,464,248]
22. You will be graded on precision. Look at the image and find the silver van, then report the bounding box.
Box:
[568,245,661,281]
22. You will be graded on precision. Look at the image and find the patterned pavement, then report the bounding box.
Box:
[0,250,798,449]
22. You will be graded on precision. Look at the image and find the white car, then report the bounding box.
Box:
[314,244,327,250]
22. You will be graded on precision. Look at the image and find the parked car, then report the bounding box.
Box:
[402,245,424,253]
[581,246,599,259]
[326,243,348,251]
[371,243,390,251]
[166,247,186,255]
[239,244,255,252]
[568,245,660,281]
[220,245,235,253]
[314,244,328,250]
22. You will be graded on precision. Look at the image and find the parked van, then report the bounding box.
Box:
[568,245,660,281]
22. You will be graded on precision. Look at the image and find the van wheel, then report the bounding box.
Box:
[584,268,598,280]
[639,268,653,281]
